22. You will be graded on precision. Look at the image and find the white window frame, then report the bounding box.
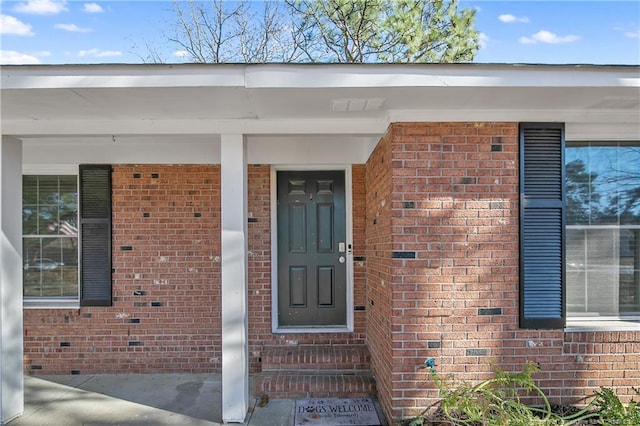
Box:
[22,165,80,309]
[564,141,640,331]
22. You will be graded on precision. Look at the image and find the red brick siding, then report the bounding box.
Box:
[352,165,368,337]
[247,165,272,373]
[24,165,222,374]
[368,122,640,422]
[23,164,368,375]
[365,130,395,422]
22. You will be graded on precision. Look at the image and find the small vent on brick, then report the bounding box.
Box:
[71,370,80,375]
[478,308,502,316]
[128,341,142,346]
[127,318,141,324]
[143,212,150,218]
[151,173,159,179]
[403,201,415,209]
[120,246,133,251]
[427,341,441,349]
[133,290,146,296]
[60,342,71,347]
[354,306,365,311]
[133,173,141,179]
[31,365,43,370]
[151,301,163,307]
[466,348,487,356]
[353,256,365,261]
[491,144,503,152]
[248,217,258,223]
[461,177,476,185]
[392,251,416,259]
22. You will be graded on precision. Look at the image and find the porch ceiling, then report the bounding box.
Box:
[2,63,639,141]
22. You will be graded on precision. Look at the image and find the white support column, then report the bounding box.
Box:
[220,134,249,423]
[0,136,24,423]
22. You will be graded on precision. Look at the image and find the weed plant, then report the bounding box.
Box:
[403,360,639,426]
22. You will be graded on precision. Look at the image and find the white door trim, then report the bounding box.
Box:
[270,165,354,334]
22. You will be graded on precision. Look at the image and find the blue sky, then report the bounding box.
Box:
[1,0,638,65]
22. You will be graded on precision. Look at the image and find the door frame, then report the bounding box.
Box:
[270,165,354,333]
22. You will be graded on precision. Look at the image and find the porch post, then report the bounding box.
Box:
[220,134,249,423]
[0,136,24,423]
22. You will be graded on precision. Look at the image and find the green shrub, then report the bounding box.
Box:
[404,360,638,426]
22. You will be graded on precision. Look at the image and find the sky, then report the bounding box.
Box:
[0,0,639,65]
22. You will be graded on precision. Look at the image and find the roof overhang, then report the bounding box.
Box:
[2,63,639,142]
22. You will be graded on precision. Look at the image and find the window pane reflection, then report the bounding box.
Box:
[22,175,78,299]
[566,142,640,317]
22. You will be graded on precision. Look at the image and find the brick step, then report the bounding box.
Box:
[256,372,377,399]
[261,345,371,373]
[257,345,376,399]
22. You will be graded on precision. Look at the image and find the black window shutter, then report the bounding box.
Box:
[79,164,112,307]
[519,123,565,329]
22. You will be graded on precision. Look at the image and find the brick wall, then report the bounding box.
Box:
[366,122,640,422]
[365,130,395,422]
[24,165,222,374]
[24,164,368,375]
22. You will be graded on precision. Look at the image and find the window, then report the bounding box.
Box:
[22,165,112,307]
[520,123,640,329]
[23,175,79,301]
[566,141,640,318]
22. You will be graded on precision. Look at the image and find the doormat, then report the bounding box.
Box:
[295,397,381,425]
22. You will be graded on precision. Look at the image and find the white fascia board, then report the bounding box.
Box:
[2,117,388,136]
[244,64,640,89]
[3,63,638,90]
[0,64,247,89]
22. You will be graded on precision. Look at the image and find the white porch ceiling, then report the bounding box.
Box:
[2,63,639,144]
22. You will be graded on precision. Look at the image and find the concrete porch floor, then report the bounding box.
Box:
[6,374,297,426]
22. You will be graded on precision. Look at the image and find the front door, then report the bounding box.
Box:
[277,170,347,327]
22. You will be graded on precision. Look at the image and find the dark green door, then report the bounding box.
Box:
[277,171,347,327]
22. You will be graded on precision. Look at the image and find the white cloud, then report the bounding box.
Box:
[625,31,639,39]
[499,14,530,24]
[78,48,122,58]
[0,14,34,35]
[0,49,40,64]
[14,0,68,15]
[478,32,489,48]
[173,50,189,58]
[83,3,104,13]
[55,23,92,33]
[519,30,580,44]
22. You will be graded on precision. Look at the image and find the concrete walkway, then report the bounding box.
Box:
[6,374,295,426]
